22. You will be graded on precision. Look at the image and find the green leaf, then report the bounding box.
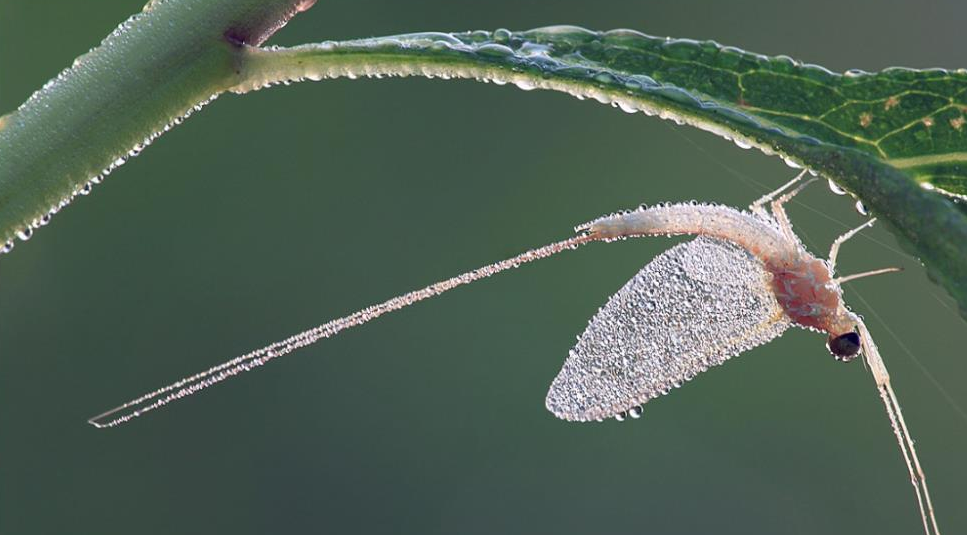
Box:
[2,23,966,318]
[233,27,967,316]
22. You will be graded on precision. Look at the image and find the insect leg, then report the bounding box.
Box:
[769,176,817,241]
[749,169,808,218]
[833,267,901,285]
[828,218,877,272]
[857,320,941,535]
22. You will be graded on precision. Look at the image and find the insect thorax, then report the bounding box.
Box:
[766,254,846,334]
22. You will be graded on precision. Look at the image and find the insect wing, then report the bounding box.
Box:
[546,237,791,421]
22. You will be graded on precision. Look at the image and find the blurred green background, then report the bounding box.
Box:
[1,1,965,534]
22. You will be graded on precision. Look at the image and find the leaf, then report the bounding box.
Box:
[234,27,967,317]
[2,23,966,318]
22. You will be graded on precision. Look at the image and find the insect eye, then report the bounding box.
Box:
[827,332,862,361]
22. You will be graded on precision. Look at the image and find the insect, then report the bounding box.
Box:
[89,171,940,534]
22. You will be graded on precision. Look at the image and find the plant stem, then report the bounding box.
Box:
[0,0,314,246]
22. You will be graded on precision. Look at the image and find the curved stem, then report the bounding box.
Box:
[229,37,967,318]
[0,0,314,247]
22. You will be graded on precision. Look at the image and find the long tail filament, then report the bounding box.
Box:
[88,234,593,428]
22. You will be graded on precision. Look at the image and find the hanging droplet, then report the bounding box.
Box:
[628,406,643,419]
[1,241,14,254]
[782,157,802,169]
[16,227,33,241]
[827,179,847,195]
[617,101,638,114]
[614,411,627,422]
[733,138,752,150]
[855,200,868,216]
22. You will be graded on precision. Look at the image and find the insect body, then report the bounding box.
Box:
[548,176,878,422]
[89,172,939,535]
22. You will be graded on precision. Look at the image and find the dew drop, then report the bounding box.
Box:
[855,200,868,216]
[616,101,638,114]
[593,72,616,85]
[733,138,752,150]
[827,179,847,195]
[17,227,33,241]
[614,411,627,422]
[476,43,514,58]
[1,241,13,254]
[628,406,643,419]
[513,79,536,91]
[782,157,802,169]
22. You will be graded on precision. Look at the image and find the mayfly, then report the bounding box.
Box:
[90,172,940,534]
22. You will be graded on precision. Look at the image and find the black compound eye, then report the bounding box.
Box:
[827,332,862,361]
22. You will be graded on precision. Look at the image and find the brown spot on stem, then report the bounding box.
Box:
[923,116,935,127]
[951,116,966,130]
[859,112,873,128]
[223,0,318,46]
[295,0,317,11]
[884,96,900,110]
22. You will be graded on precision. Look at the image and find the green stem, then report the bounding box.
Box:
[2,23,966,316]
[0,0,314,247]
[233,38,967,317]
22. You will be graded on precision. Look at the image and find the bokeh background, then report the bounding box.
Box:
[1,1,965,534]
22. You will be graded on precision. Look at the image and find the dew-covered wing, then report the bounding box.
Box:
[546,237,790,421]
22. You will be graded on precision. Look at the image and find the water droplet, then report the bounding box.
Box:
[476,43,514,58]
[1,241,14,254]
[614,411,627,422]
[17,227,33,241]
[493,28,512,43]
[616,101,637,114]
[782,157,802,169]
[733,138,753,150]
[593,72,615,85]
[827,179,847,195]
[628,406,643,419]
[79,183,93,195]
[513,79,536,91]
[855,200,868,216]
